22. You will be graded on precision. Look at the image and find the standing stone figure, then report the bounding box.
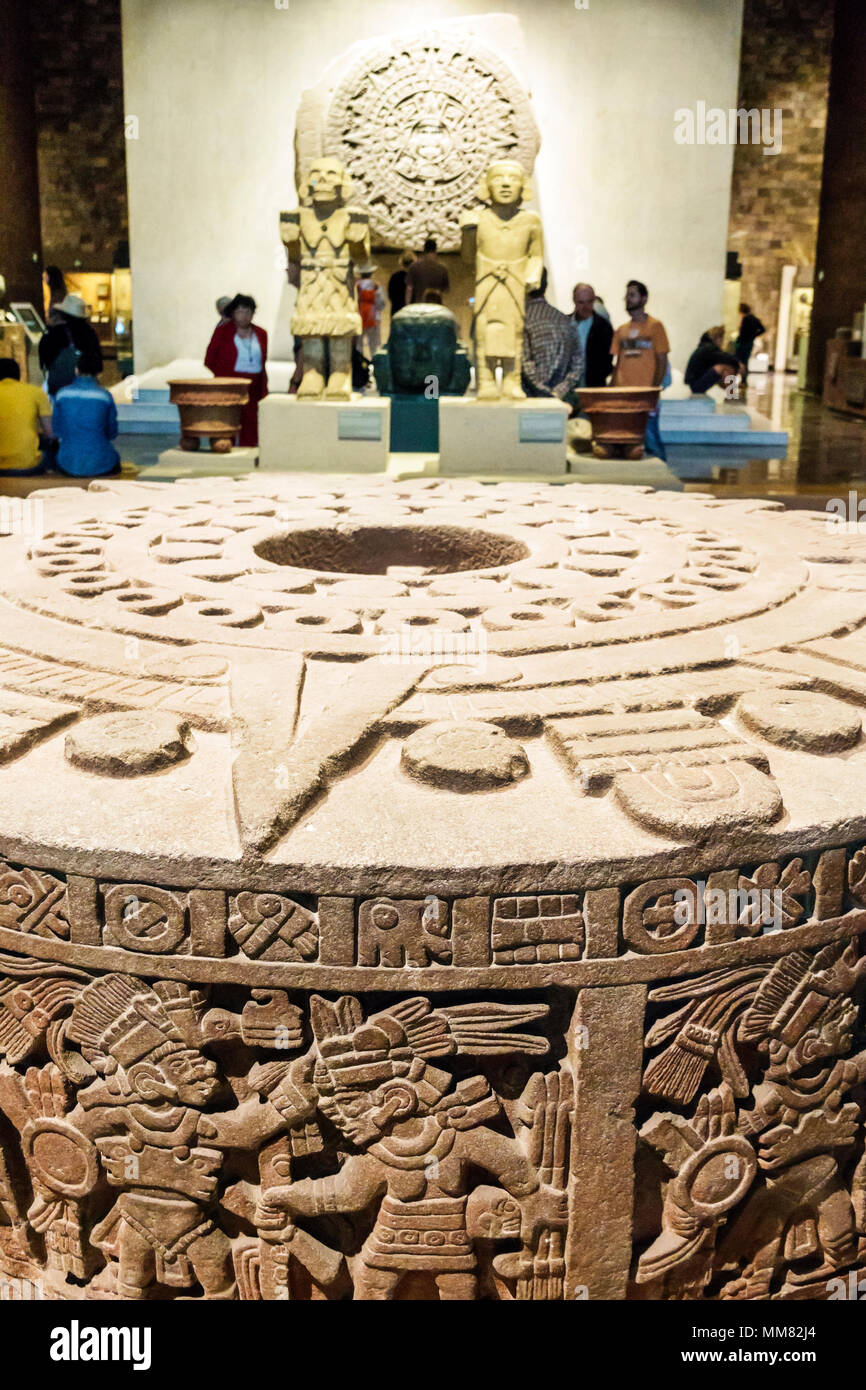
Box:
[280,157,371,400]
[460,161,544,401]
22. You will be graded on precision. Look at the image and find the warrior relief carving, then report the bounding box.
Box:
[636,937,866,1299]
[0,958,569,1301]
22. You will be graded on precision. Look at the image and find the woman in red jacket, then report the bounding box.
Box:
[204,293,268,446]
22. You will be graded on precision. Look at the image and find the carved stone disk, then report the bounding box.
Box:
[737,688,862,752]
[65,712,194,776]
[401,720,529,791]
[2,478,866,1304]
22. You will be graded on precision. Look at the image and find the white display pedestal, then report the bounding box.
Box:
[438,397,569,475]
[258,396,390,473]
[150,446,258,480]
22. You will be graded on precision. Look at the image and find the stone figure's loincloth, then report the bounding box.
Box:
[292,258,362,338]
[92,1193,218,1287]
[363,1194,474,1273]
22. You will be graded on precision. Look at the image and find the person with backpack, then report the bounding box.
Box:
[355,261,385,358]
[38,294,103,398]
[52,350,120,478]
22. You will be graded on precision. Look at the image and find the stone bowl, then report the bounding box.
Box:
[576,385,662,459]
[168,376,251,453]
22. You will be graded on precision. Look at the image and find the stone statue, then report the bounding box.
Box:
[280,157,371,401]
[372,303,471,397]
[460,160,544,401]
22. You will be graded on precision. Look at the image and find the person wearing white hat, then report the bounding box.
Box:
[38,292,103,398]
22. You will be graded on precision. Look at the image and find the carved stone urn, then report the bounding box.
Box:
[576,385,662,460]
[1,474,866,1303]
[168,377,251,453]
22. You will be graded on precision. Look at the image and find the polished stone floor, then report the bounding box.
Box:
[678,373,866,506]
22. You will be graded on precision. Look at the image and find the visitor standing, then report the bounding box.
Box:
[612,281,670,462]
[52,350,120,478]
[42,266,67,313]
[215,296,233,325]
[685,327,742,395]
[388,252,415,317]
[0,358,53,475]
[522,269,584,407]
[406,239,450,304]
[38,294,103,398]
[572,282,614,387]
[735,302,766,383]
[355,261,386,358]
[612,281,670,387]
[204,293,268,446]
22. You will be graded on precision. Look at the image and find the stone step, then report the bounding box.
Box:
[664,443,782,478]
[659,396,718,416]
[660,407,786,448]
[115,401,180,434]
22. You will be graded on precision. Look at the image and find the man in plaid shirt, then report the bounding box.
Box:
[521,268,584,409]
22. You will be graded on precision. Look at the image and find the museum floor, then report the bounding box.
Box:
[678,374,866,507]
[4,375,866,507]
[110,378,866,509]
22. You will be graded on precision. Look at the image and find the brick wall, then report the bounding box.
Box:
[727,0,834,356]
[28,0,128,271]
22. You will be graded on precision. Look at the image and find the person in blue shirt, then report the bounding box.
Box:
[52,351,120,477]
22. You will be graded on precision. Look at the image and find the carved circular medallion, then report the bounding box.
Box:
[321,32,540,250]
[401,719,529,791]
[22,1118,99,1199]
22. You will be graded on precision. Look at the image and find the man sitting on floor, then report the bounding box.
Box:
[0,357,53,476]
[685,326,743,396]
[52,350,120,478]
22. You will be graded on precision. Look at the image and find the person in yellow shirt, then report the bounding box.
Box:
[0,358,53,474]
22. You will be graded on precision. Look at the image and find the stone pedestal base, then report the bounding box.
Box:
[258,396,390,472]
[150,447,259,480]
[389,395,440,452]
[438,397,569,475]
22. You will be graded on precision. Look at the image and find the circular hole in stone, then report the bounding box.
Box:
[254,525,528,576]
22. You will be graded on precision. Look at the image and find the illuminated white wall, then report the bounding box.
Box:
[122,0,744,373]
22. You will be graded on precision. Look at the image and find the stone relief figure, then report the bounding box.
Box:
[61,975,238,1300]
[459,160,543,401]
[0,951,569,1301]
[280,157,371,401]
[255,994,568,1300]
[637,938,866,1299]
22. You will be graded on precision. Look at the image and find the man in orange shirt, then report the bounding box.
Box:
[612,281,669,387]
